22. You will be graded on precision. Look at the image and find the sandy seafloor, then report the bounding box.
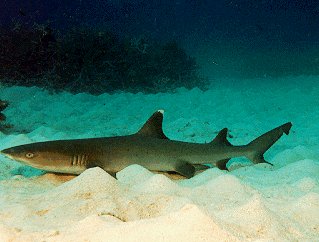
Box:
[0,76,318,241]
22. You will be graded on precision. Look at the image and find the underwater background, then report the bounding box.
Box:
[1,0,319,92]
[0,1,318,241]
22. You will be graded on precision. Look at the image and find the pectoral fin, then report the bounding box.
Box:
[175,161,195,178]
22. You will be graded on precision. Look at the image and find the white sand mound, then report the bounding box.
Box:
[0,205,238,242]
[0,162,318,241]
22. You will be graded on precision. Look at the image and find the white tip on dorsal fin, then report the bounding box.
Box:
[137,110,169,139]
[210,128,232,146]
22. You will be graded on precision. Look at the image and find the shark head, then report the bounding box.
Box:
[1,141,88,174]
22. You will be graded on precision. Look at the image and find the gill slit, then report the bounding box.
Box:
[71,154,88,166]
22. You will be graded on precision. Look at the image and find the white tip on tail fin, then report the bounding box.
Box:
[246,122,292,165]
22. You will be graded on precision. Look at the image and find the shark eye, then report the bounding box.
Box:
[25,152,34,158]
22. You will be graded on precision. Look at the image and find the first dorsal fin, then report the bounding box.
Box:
[210,128,232,146]
[137,110,169,139]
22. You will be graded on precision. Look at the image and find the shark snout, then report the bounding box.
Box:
[0,148,15,159]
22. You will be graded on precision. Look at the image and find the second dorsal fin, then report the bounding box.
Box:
[137,110,169,139]
[210,128,232,146]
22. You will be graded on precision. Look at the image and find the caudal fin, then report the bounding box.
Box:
[246,122,292,165]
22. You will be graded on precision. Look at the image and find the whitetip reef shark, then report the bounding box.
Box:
[1,110,292,178]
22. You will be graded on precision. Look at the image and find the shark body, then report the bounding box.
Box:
[1,111,292,178]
